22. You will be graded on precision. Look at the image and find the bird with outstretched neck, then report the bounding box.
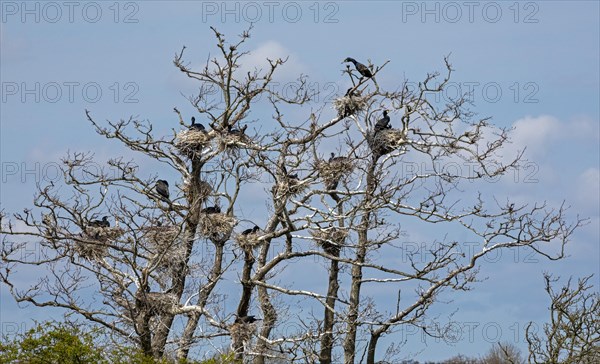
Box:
[343,57,373,78]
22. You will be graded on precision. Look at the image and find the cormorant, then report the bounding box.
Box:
[89,216,110,228]
[287,173,299,180]
[189,117,206,132]
[343,57,373,78]
[155,180,170,201]
[374,110,391,132]
[227,124,248,136]
[235,315,261,324]
[201,206,221,214]
[329,152,347,163]
[241,225,260,235]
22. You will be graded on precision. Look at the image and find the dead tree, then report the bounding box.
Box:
[0,27,583,364]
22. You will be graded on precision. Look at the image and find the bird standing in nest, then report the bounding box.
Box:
[343,57,373,78]
[374,110,391,132]
[201,206,221,214]
[241,225,260,235]
[235,315,261,324]
[89,216,110,228]
[189,117,206,132]
[329,152,348,163]
[227,124,248,136]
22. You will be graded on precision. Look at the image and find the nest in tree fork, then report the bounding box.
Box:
[182,179,212,198]
[143,225,185,265]
[73,226,124,260]
[217,133,251,152]
[175,129,211,158]
[235,232,263,250]
[333,94,368,118]
[367,128,408,157]
[198,213,236,240]
[317,159,354,190]
[311,227,347,255]
[229,321,257,345]
[139,292,178,315]
[275,177,307,197]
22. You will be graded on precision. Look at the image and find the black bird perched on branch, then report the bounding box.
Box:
[201,206,221,214]
[241,225,260,235]
[89,216,110,228]
[155,180,170,201]
[189,117,206,132]
[235,315,261,324]
[343,57,373,78]
[374,110,391,132]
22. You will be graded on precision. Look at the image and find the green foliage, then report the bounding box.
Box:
[197,352,238,363]
[0,321,240,364]
[0,321,107,364]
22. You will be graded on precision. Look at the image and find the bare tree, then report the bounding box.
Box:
[526,274,600,363]
[0,27,583,363]
[480,342,524,364]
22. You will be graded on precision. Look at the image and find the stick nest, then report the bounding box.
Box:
[367,129,408,157]
[217,133,251,152]
[311,227,347,255]
[230,322,257,344]
[275,178,307,198]
[236,232,263,250]
[175,129,211,158]
[73,227,124,260]
[333,94,368,118]
[198,213,236,240]
[140,292,178,315]
[143,225,185,267]
[317,158,354,190]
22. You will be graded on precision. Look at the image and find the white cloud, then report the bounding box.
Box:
[510,115,599,159]
[510,115,561,158]
[237,41,308,82]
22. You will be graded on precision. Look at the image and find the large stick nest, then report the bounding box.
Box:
[72,226,124,260]
[217,133,251,152]
[229,322,257,344]
[317,158,354,190]
[139,292,179,315]
[333,94,368,118]
[181,180,213,198]
[367,128,408,157]
[235,232,263,250]
[175,129,211,158]
[198,213,236,240]
[274,177,308,198]
[143,225,185,267]
[310,227,348,255]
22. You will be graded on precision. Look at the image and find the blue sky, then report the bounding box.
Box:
[1,1,599,361]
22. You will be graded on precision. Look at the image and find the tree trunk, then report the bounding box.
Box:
[176,240,225,360]
[343,158,378,364]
